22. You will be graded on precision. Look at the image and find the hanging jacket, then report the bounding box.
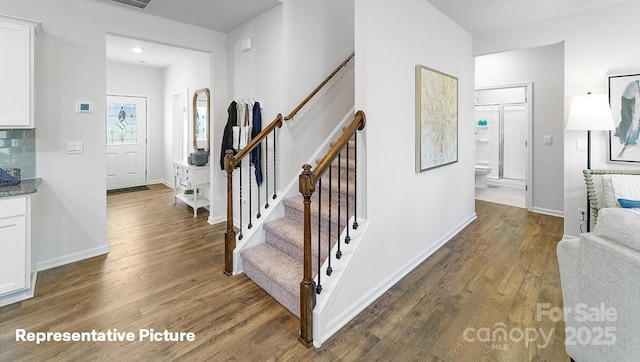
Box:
[220,101,238,170]
[250,102,263,186]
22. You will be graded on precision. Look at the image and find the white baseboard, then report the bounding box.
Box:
[531,207,564,218]
[147,179,173,188]
[208,215,225,225]
[313,212,477,347]
[37,245,110,271]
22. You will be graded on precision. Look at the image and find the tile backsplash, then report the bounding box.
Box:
[0,129,36,179]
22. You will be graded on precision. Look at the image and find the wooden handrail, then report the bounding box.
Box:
[309,110,365,186]
[284,52,355,121]
[298,110,366,346]
[226,113,284,169]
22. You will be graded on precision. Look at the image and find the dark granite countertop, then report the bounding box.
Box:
[0,178,41,197]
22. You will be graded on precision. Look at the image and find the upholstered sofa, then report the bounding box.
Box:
[557,208,640,361]
[557,169,640,360]
[583,168,640,224]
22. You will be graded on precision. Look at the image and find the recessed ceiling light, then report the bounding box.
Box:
[132,47,143,53]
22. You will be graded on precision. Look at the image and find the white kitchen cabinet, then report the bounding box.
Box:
[173,161,210,217]
[0,15,41,128]
[0,194,36,307]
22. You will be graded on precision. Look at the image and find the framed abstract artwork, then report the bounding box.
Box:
[608,73,640,164]
[415,65,458,172]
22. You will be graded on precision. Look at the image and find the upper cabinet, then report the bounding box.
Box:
[0,15,41,129]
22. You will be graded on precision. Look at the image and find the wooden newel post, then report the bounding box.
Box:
[224,150,236,276]
[298,164,316,347]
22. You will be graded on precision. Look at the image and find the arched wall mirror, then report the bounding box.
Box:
[193,88,210,152]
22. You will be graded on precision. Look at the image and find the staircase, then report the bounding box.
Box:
[241,138,356,317]
[223,53,362,346]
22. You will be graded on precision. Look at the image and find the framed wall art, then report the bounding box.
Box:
[415,65,458,172]
[608,73,640,164]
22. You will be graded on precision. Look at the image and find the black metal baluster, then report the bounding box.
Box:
[345,140,351,244]
[239,163,244,240]
[265,136,270,209]
[327,166,333,276]
[336,151,342,260]
[248,162,253,229]
[257,138,262,219]
[353,134,358,230]
[316,179,322,294]
[272,131,277,200]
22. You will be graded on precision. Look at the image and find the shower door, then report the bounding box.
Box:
[502,105,527,181]
[474,103,527,182]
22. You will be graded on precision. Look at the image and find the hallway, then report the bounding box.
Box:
[0,186,566,360]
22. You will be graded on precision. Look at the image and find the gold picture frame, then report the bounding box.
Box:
[415,65,458,172]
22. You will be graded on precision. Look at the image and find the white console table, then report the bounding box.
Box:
[173,161,210,217]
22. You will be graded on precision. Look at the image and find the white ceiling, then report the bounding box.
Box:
[102,0,282,69]
[106,35,208,69]
[97,0,282,33]
[426,0,629,35]
[104,0,629,69]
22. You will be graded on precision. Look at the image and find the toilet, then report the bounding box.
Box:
[475,164,492,189]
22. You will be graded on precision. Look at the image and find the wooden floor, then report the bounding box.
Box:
[0,185,568,361]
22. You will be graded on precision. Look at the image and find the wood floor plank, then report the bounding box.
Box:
[0,187,568,361]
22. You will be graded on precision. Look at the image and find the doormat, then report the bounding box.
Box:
[107,185,150,196]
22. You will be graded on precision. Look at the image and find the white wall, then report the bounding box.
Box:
[474,1,640,237]
[320,0,476,339]
[225,0,355,207]
[279,0,355,187]
[222,5,284,223]
[162,50,211,185]
[106,62,165,184]
[0,0,227,269]
[475,42,565,215]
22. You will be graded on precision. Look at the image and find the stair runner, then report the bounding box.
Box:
[241,139,356,317]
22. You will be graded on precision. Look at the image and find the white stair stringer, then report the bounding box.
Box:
[237,106,374,348]
[312,216,369,347]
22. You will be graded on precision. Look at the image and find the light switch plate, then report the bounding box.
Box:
[240,38,252,51]
[66,141,83,154]
[544,135,553,145]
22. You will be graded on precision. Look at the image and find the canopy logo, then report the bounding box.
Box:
[462,303,618,350]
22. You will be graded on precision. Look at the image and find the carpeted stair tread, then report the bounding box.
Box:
[240,133,359,320]
[241,243,302,317]
[318,169,356,197]
[284,194,354,233]
[264,217,332,263]
[317,153,355,170]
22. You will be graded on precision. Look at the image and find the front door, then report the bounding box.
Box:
[106,95,147,190]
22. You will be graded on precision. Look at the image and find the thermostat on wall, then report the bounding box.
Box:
[76,101,94,113]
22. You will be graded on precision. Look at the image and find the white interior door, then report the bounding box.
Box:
[106,95,147,190]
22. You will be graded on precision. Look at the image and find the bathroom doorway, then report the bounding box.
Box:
[475,84,532,209]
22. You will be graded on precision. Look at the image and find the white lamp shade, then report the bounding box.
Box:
[566,93,615,131]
